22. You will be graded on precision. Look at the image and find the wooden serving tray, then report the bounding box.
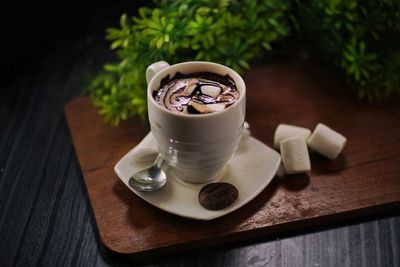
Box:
[65,62,400,257]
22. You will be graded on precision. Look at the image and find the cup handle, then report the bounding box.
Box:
[146,61,170,85]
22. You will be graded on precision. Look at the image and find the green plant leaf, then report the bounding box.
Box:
[88,0,400,126]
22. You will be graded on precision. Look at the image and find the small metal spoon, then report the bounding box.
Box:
[128,154,167,192]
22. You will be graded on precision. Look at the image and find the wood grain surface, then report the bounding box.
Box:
[65,62,400,257]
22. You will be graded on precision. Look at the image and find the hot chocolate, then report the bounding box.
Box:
[153,72,240,114]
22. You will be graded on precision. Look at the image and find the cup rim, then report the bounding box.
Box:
[147,61,246,119]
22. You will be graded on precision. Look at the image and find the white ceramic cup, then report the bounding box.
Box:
[146,61,246,183]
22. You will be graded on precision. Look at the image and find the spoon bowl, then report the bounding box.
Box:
[128,154,167,192]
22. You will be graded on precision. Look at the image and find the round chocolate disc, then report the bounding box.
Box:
[198,182,239,210]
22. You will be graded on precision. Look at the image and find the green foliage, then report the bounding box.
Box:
[87,0,290,126]
[88,0,400,126]
[294,0,400,100]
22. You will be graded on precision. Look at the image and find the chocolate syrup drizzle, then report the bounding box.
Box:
[153,72,239,114]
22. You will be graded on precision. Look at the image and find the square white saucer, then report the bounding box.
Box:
[114,133,281,220]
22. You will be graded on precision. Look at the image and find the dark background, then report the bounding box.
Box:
[0,1,150,80]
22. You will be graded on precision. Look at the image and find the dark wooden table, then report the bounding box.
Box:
[1,5,399,267]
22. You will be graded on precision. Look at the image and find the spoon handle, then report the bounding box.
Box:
[153,153,164,169]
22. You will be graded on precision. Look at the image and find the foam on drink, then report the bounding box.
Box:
[153,72,240,114]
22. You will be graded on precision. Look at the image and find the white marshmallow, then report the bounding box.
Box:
[280,137,311,174]
[307,123,347,159]
[188,101,207,113]
[201,85,221,98]
[207,103,225,112]
[189,102,225,114]
[273,124,311,150]
[184,84,197,95]
[276,162,286,177]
